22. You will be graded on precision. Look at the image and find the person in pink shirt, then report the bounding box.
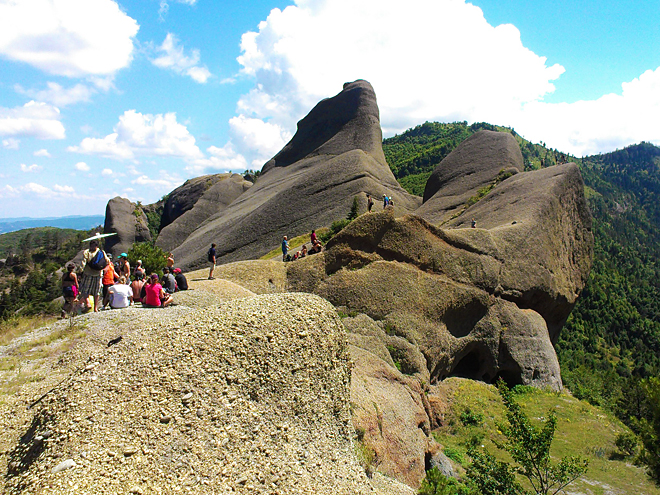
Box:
[142,273,173,308]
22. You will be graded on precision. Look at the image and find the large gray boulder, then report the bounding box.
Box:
[416,130,524,225]
[103,197,152,257]
[173,80,421,270]
[156,174,252,253]
[160,174,233,230]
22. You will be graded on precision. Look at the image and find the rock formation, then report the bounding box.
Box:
[103,197,152,257]
[416,130,524,224]
[171,80,421,270]
[156,174,252,253]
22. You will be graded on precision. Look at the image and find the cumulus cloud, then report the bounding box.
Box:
[0,0,139,77]
[34,149,51,157]
[186,143,249,175]
[152,33,211,83]
[0,101,65,139]
[2,138,20,149]
[228,115,291,166]
[68,110,204,160]
[74,161,90,171]
[132,171,184,190]
[15,82,95,107]
[102,168,114,176]
[20,163,42,173]
[0,182,90,200]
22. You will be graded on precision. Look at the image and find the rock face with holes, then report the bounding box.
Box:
[171,80,421,270]
[103,197,152,257]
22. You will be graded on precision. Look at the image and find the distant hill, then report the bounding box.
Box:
[0,215,104,235]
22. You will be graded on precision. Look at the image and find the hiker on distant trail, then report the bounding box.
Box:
[79,239,109,313]
[61,262,79,318]
[101,255,119,309]
[383,194,388,209]
[165,252,174,270]
[104,276,133,309]
[367,194,374,212]
[162,267,176,294]
[208,243,216,280]
[131,272,145,304]
[282,236,290,262]
[471,218,476,228]
[299,244,308,258]
[134,259,146,280]
[174,268,188,291]
[310,230,318,245]
[142,273,173,308]
[118,253,130,282]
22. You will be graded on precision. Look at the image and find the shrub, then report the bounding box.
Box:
[126,242,167,276]
[419,468,473,495]
[460,408,484,427]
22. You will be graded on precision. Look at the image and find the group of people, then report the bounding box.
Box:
[281,230,324,262]
[61,240,188,318]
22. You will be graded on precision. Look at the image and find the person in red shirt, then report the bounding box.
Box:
[142,273,173,308]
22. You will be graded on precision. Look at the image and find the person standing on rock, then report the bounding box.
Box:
[79,239,109,312]
[208,243,216,280]
[383,194,388,209]
[101,255,119,309]
[282,236,289,262]
[118,253,131,283]
[165,252,174,270]
[61,262,79,318]
[310,230,318,245]
[367,194,374,212]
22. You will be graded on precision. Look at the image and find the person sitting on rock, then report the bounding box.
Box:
[61,262,79,318]
[162,266,177,294]
[118,253,131,282]
[299,244,308,258]
[173,268,188,291]
[142,274,173,308]
[165,252,175,270]
[131,271,145,304]
[104,276,134,309]
[133,259,146,279]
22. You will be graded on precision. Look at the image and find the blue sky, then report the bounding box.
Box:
[1,0,659,218]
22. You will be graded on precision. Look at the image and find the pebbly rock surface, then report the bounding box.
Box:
[172,80,421,271]
[157,174,253,253]
[3,292,396,495]
[103,197,152,257]
[417,130,524,225]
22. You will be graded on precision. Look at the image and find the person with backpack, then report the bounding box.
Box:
[208,243,216,280]
[79,239,109,312]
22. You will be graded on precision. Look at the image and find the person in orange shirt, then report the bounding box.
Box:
[101,255,119,309]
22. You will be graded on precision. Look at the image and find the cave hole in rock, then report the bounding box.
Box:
[425,451,433,472]
[449,349,487,381]
[493,369,524,388]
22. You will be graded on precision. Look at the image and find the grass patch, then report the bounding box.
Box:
[259,228,330,260]
[0,315,57,347]
[432,378,660,494]
[15,325,86,360]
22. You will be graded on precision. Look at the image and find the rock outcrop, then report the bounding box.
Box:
[416,130,524,225]
[172,80,421,270]
[103,197,152,257]
[156,174,253,253]
[4,293,396,494]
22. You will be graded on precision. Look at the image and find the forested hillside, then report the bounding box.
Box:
[385,124,660,480]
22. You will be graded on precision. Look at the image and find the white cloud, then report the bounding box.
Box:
[159,0,197,20]
[20,163,42,173]
[102,168,114,176]
[235,0,564,137]
[0,0,139,77]
[228,115,292,166]
[15,82,94,107]
[74,161,90,171]
[68,110,204,160]
[186,143,249,175]
[152,33,212,83]
[2,138,20,149]
[0,101,65,139]
[0,182,90,199]
[34,149,51,157]
[132,171,184,190]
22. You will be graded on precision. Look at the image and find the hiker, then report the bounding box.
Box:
[299,244,308,258]
[367,194,374,212]
[162,267,177,294]
[471,218,476,228]
[118,253,131,282]
[310,230,318,245]
[101,255,119,308]
[79,239,110,312]
[208,243,216,280]
[165,252,174,270]
[131,272,145,304]
[173,268,188,291]
[142,273,173,308]
[134,259,146,279]
[104,276,133,309]
[61,262,79,318]
[282,236,289,262]
[383,194,388,208]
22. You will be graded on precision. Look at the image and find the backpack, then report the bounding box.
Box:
[88,249,107,271]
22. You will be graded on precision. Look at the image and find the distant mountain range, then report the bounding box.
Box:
[0,215,104,234]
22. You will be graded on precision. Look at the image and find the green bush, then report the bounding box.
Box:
[615,432,638,457]
[419,468,473,495]
[126,242,167,276]
[459,408,484,427]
